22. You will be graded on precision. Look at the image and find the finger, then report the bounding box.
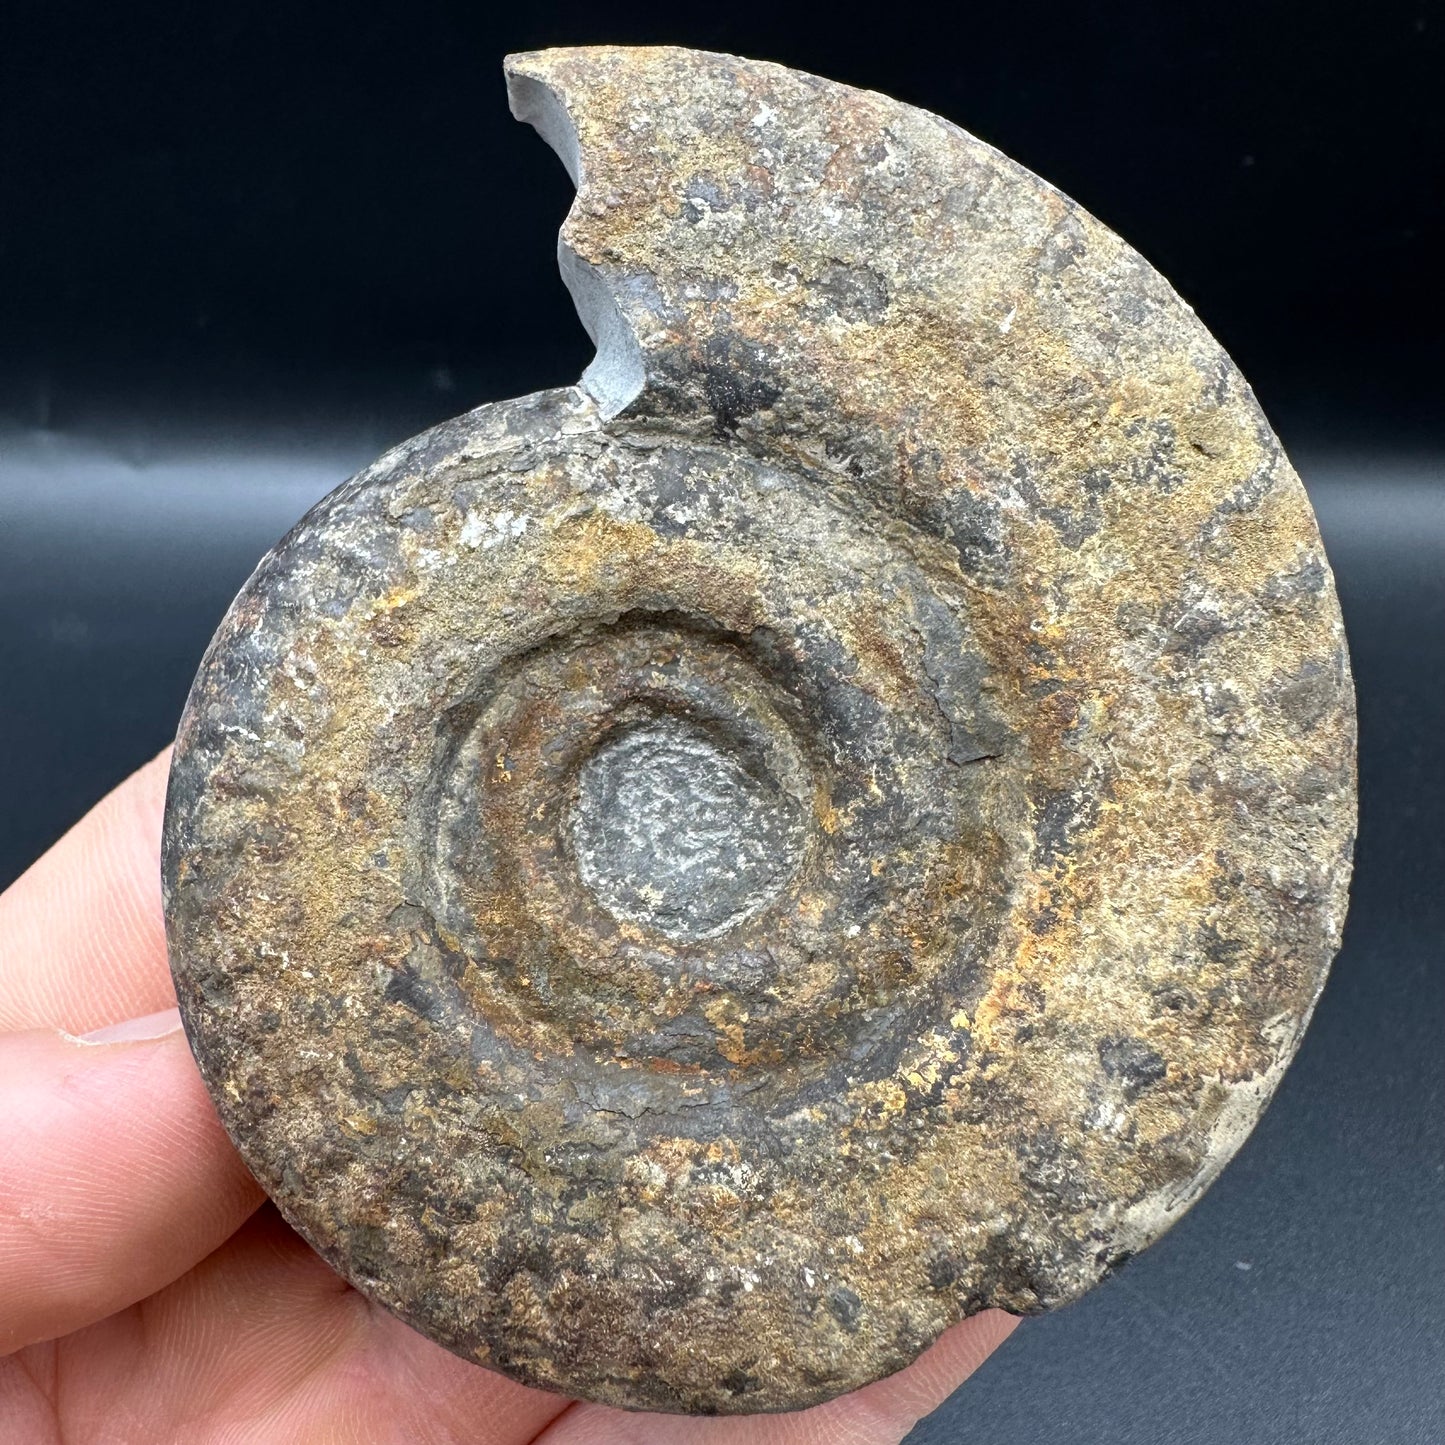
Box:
[828,1309,1019,1439]
[151,1207,559,1444]
[534,1310,1018,1445]
[0,1014,264,1355]
[0,749,175,1035]
[8,1206,575,1445]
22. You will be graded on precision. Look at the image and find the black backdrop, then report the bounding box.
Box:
[2,3,1441,1442]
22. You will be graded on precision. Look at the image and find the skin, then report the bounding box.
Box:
[0,751,1015,1445]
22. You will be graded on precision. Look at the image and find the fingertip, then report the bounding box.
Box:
[0,749,180,1035]
[116,746,173,839]
[860,1309,1019,1422]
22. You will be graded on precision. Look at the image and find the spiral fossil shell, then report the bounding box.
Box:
[163,46,1356,1414]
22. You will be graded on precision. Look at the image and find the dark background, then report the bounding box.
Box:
[2,3,1441,1441]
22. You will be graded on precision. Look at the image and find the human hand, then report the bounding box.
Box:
[0,751,1016,1443]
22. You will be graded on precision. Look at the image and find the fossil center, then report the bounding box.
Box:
[569,714,805,940]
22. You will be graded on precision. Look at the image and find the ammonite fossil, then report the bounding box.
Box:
[162,46,1356,1414]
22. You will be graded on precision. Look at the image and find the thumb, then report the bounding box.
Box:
[0,1008,263,1354]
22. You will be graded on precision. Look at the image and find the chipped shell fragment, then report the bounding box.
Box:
[162,45,1355,1414]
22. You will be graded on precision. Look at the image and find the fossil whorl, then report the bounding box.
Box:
[162,46,1356,1414]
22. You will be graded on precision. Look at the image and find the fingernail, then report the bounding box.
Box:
[65,1007,184,1046]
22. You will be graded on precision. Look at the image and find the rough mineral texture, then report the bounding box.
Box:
[163,46,1356,1414]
